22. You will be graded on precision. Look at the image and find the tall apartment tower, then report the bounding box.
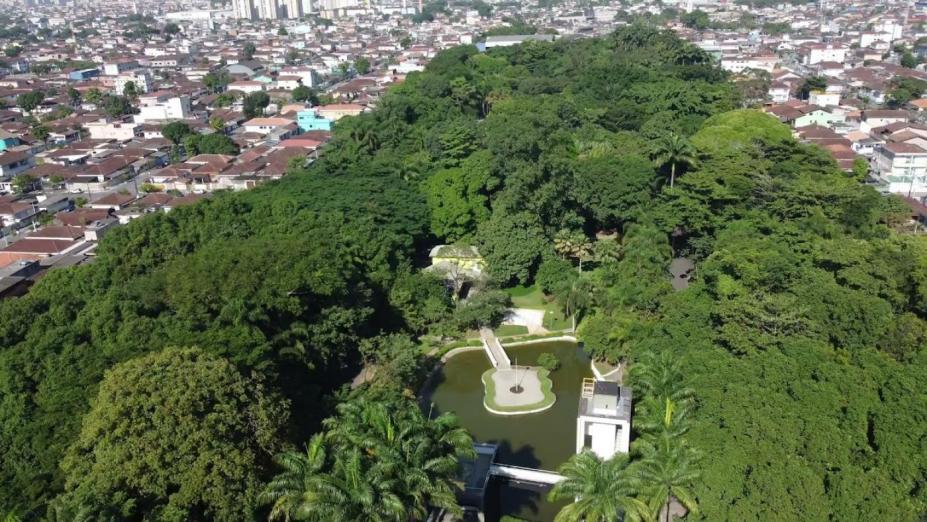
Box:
[233,0,256,19]
[257,0,279,19]
[282,0,302,18]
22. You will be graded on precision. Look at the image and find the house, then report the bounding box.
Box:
[768,82,791,103]
[83,217,119,241]
[242,117,296,134]
[874,142,927,197]
[0,151,35,189]
[484,34,556,49]
[275,75,303,90]
[136,92,192,123]
[68,68,100,81]
[316,103,367,121]
[84,120,142,141]
[802,43,848,65]
[862,110,911,133]
[103,60,139,76]
[0,198,37,229]
[297,110,333,132]
[89,192,137,210]
[0,130,20,152]
[55,207,113,227]
[0,238,83,269]
[228,81,265,94]
[809,91,840,107]
[114,70,153,95]
[429,244,485,271]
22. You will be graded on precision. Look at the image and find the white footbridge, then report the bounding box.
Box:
[489,463,564,485]
[479,327,511,370]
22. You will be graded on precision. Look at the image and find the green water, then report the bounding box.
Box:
[423,340,592,522]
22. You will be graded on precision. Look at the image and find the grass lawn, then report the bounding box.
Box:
[481,367,556,414]
[495,324,530,337]
[506,285,548,308]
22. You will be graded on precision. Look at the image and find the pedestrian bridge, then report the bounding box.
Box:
[480,327,511,370]
[489,463,565,485]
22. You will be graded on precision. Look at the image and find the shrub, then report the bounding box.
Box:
[537,352,560,372]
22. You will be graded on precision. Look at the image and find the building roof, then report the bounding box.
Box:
[243,117,294,127]
[0,238,78,255]
[27,225,85,240]
[884,142,927,154]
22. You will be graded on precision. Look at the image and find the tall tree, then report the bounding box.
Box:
[122,80,139,99]
[243,42,257,60]
[263,394,473,521]
[15,90,44,114]
[52,348,288,521]
[66,87,82,107]
[549,451,651,522]
[554,229,593,272]
[161,121,193,145]
[651,134,697,188]
[243,91,270,118]
[636,433,700,522]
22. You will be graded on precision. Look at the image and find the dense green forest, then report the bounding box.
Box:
[2,24,926,521]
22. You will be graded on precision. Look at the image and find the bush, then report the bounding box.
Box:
[454,289,511,330]
[535,256,577,295]
[537,352,560,372]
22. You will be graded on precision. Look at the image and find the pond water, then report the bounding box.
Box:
[423,340,592,522]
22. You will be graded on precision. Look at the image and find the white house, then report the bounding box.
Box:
[803,44,848,65]
[135,92,192,123]
[874,142,927,197]
[241,117,296,135]
[228,80,265,94]
[275,76,303,91]
[114,70,153,95]
[768,82,791,103]
[84,120,142,141]
[809,91,840,107]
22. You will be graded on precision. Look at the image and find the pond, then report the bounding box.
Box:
[423,340,592,522]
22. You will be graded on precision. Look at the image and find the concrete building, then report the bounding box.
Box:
[114,70,153,95]
[316,103,367,121]
[484,34,556,49]
[576,380,632,459]
[136,92,192,123]
[297,110,333,132]
[875,142,927,198]
[233,0,256,19]
[84,120,142,141]
[103,60,139,76]
[803,44,848,65]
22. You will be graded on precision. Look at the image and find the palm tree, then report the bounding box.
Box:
[554,229,593,272]
[629,350,694,409]
[557,278,593,333]
[635,433,700,522]
[651,134,697,188]
[633,397,693,450]
[321,396,474,519]
[549,450,652,522]
[260,435,329,521]
[262,439,407,521]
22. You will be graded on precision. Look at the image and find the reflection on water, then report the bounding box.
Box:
[423,341,591,522]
